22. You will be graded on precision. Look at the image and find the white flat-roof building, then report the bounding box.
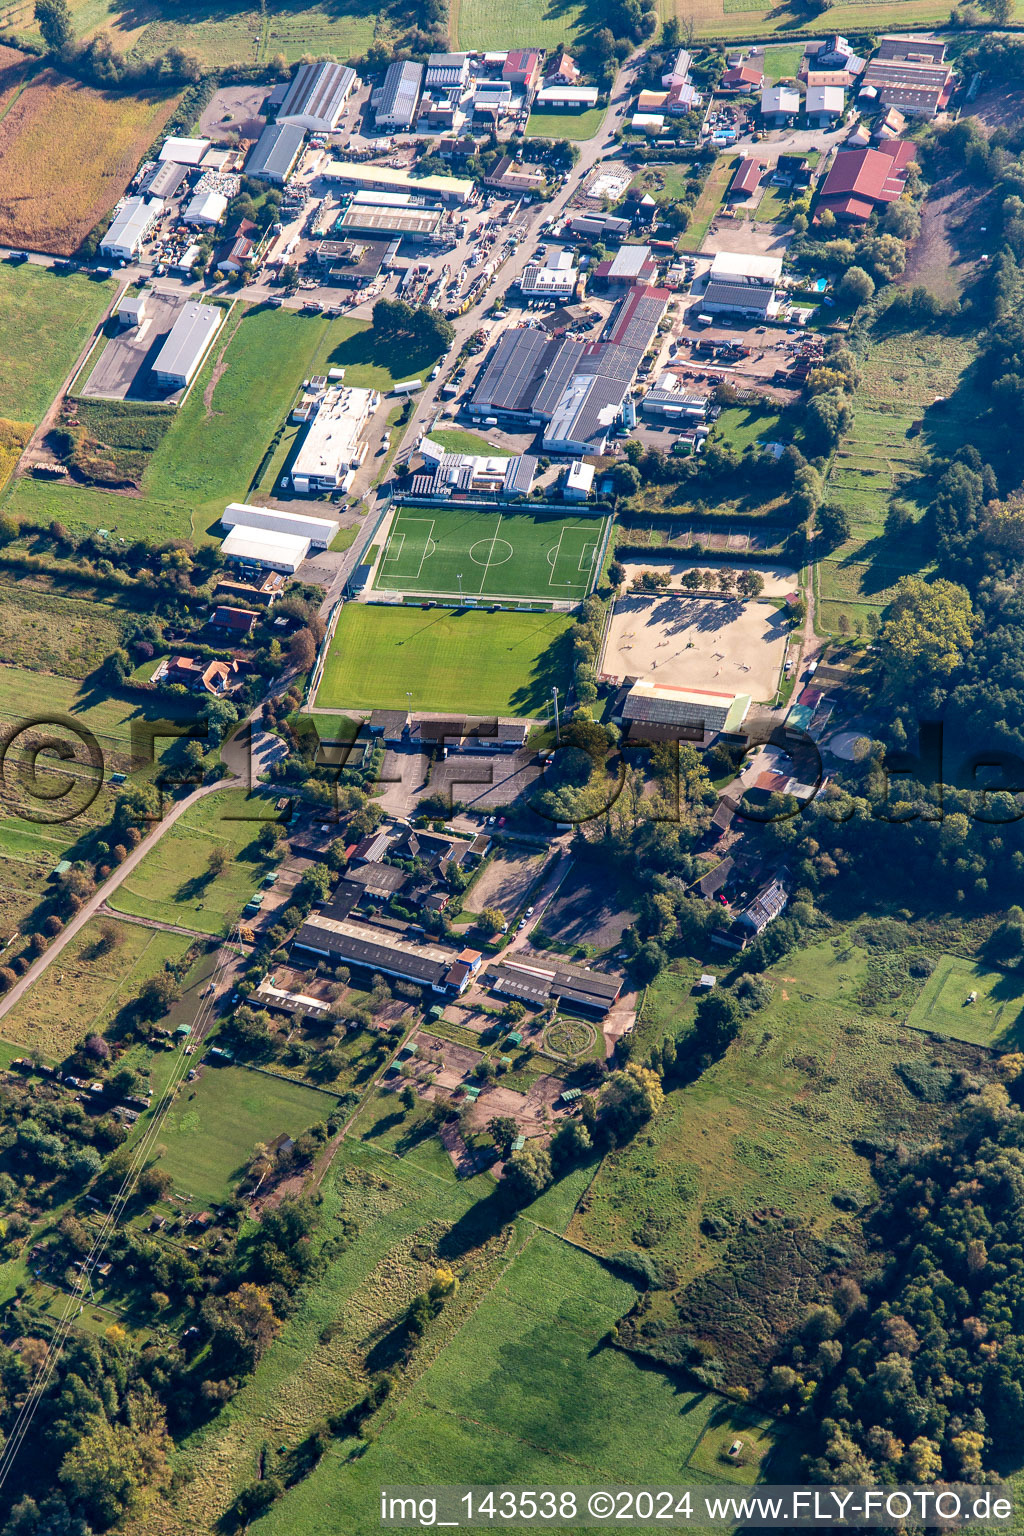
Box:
[291,384,380,494]
[222,502,340,549]
[222,525,310,573]
[534,86,599,109]
[116,293,147,328]
[563,460,594,500]
[183,190,228,226]
[100,197,163,261]
[152,302,223,389]
[761,84,800,119]
[278,60,357,131]
[519,247,577,300]
[159,136,209,165]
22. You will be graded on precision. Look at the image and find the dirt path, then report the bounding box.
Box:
[0,778,241,1021]
[94,904,231,943]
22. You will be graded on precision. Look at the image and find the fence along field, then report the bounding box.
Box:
[376,505,608,602]
[0,69,181,254]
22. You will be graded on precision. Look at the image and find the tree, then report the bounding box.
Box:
[59,1417,144,1527]
[816,501,851,550]
[34,0,73,53]
[503,1142,552,1203]
[476,907,505,936]
[137,1165,172,1203]
[838,265,875,307]
[602,1064,663,1140]
[288,627,317,673]
[487,1116,519,1157]
[736,569,765,599]
[879,575,976,690]
[695,990,742,1057]
[135,974,179,1021]
[550,1116,592,1170]
[207,846,229,877]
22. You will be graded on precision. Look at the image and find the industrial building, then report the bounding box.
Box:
[410,440,537,500]
[805,83,846,122]
[142,161,189,200]
[290,384,380,494]
[621,682,751,735]
[152,302,223,390]
[277,60,356,130]
[100,197,163,261]
[563,460,594,500]
[487,955,622,1015]
[729,158,764,199]
[158,136,209,165]
[183,190,228,226]
[567,212,631,240]
[292,913,482,995]
[859,35,953,116]
[518,248,577,300]
[760,84,800,121]
[373,60,424,130]
[641,374,708,421]
[593,243,658,291]
[116,293,147,328]
[323,160,473,204]
[221,525,310,573]
[221,502,340,549]
[424,51,470,89]
[471,284,668,455]
[534,85,599,110]
[338,203,443,241]
[699,250,783,319]
[247,121,305,184]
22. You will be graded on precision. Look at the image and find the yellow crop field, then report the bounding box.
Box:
[0,69,180,254]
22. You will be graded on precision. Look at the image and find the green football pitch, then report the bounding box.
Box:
[373,505,608,602]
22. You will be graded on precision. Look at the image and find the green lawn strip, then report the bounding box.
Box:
[252,1231,755,1536]
[0,263,113,422]
[524,105,606,141]
[428,427,514,457]
[906,954,1024,1047]
[762,43,803,81]
[328,524,358,552]
[106,788,274,936]
[156,1064,334,1207]
[315,604,574,717]
[680,155,736,253]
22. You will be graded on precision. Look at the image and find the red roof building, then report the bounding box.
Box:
[502,49,541,89]
[721,63,764,91]
[209,605,259,634]
[730,158,764,198]
[815,139,916,222]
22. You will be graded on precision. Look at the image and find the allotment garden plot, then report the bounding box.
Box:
[373,504,608,603]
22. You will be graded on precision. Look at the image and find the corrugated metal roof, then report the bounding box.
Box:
[152,302,222,384]
[247,121,305,180]
[279,60,356,128]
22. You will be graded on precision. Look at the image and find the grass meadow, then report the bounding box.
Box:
[252,1231,756,1536]
[0,915,192,1059]
[428,427,513,456]
[5,308,431,542]
[0,261,113,422]
[819,325,986,636]
[0,70,180,254]
[569,934,969,1284]
[316,603,575,716]
[106,788,273,936]
[452,0,584,52]
[151,1140,527,1533]
[156,1064,334,1206]
[679,154,736,252]
[0,582,125,677]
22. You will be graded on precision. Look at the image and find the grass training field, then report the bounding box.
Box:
[375,505,607,602]
[0,69,180,254]
[0,916,192,1060]
[5,307,435,541]
[254,1230,754,1536]
[907,955,1024,1048]
[0,262,113,423]
[157,1065,333,1207]
[315,603,574,717]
